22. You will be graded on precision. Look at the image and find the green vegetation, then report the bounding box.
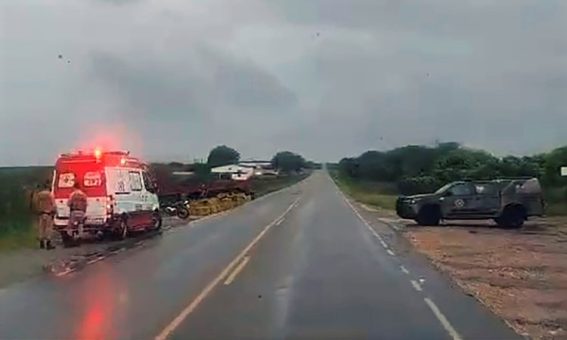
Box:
[271,151,306,173]
[330,171,397,211]
[335,143,567,215]
[0,167,52,251]
[0,221,37,252]
[207,145,240,168]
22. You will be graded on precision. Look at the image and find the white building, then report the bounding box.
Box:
[211,164,254,181]
[239,161,278,176]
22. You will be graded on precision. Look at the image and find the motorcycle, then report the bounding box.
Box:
[162,200,190,220]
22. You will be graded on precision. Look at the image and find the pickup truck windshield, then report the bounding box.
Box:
[435,183,453,194]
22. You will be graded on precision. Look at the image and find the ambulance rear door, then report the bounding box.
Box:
[53,161,108,226]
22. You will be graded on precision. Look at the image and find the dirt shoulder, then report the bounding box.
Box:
[362,200,567,340]
[0,216,189,289]
[404,219,567,340]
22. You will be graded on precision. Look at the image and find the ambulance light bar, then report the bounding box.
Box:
[59,150,130,158]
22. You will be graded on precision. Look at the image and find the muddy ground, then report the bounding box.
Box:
[0,217,189,289]
[401,217,567,340]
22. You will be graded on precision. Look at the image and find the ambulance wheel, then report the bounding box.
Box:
[152,212,162,231]
[116,219,128,240]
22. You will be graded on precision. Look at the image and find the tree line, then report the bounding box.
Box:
[337,142,567,198]
[206,145,316,172]
[0,146,316,228]
[153,145,316,182]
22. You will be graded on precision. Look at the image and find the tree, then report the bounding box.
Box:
[433,148,499,182]
[387,145,439,178]
[272,151,306,172]
[207,145,240,168]
[543,146,567,186]
[339,157,358,177]
[337,142,567,203]
[168,162,184,168]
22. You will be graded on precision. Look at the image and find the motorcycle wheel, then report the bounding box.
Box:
[176,207,190,220]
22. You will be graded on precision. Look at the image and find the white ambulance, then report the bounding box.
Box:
[52,150,161,245]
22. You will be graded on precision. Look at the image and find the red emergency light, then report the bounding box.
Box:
[94,148,102,159]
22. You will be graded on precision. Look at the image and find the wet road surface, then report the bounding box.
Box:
[0,171,518,339]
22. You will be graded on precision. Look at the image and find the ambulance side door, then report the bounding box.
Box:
[127,170,145,213]
[106,168,133,214]
[142,171,159,212]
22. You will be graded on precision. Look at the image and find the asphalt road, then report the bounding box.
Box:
[0,171,519,339]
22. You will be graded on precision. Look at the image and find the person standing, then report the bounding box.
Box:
[33,182,56,250]
[67,182,88,240]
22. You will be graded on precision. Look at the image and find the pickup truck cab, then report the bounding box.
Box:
[396,178,544,228]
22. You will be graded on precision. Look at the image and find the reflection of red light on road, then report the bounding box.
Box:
[75,265,125,340]
[80,302,105,339]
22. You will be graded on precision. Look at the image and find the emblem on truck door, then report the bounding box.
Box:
[454,199,465,208]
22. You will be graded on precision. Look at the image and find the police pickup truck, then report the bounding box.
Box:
[396,178,544,228]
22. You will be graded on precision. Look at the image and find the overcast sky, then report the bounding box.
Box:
[1,0,566,165]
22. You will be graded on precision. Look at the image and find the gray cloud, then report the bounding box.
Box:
[89,46,296,121]
[82,45,299,162]
[0,0,566,165]
[93,0,142,5]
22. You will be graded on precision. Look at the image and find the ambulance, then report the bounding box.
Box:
[52,149,161,245]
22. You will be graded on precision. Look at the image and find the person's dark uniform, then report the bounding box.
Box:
[67,182,88,237]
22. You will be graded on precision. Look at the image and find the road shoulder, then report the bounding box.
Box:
[348,197,567,340]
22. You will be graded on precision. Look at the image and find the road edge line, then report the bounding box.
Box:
[424,297,462,340]
[410,280,423,292]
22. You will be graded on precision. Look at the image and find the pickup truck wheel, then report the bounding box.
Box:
[493,217,504,226]
[496,206,525,229]
[416,206,441,226]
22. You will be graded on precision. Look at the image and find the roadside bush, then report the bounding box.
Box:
[337,143,567,214]
[398,176,442,195]
[0,167,52,234]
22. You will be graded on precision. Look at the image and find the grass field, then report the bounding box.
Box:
[545,202,566,216]
[543,186,567,216]
[330,171,397,211]
[0,167,53,251]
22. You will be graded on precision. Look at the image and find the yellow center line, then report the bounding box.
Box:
[223,256,250,285]
[155,196,301,340]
